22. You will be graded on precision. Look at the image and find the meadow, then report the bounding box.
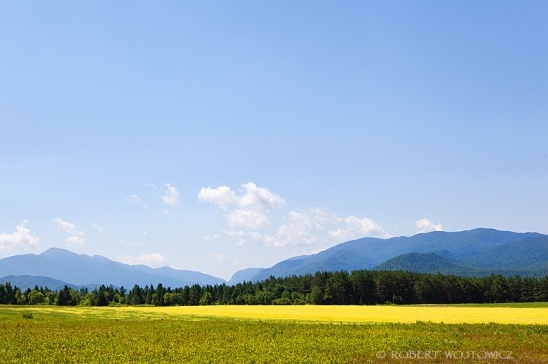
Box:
[1,304,547,363]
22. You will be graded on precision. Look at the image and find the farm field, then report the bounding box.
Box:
[16,302,548,324]
[1,304,547,363]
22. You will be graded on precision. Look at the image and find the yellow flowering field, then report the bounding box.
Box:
[30,302,548,324]
[2,304,547,363]
[123,304,548,324]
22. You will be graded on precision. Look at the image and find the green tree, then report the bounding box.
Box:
[350,270,376,304]
[145,285,153,305]
[307,285,323,304]
[199,291,213,305]
[27,290,45,305]
[152,283,166,306]
[188,284,201,305]
[56,285,74,306]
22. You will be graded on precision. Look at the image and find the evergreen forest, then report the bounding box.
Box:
[1,270,547,307]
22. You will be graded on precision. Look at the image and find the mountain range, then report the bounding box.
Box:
[1,228,547,290]
[230,228,548,283]
[0,248,224,290]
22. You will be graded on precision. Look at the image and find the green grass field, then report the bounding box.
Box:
[1,304,547,363]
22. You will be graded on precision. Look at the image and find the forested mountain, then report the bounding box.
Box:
[233,229,548,282]
[373,253,481,276]
[1,229,547,290]
[0,248,225,288]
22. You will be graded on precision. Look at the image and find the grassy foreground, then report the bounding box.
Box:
[1,304,547,363]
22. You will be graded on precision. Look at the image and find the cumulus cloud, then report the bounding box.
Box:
[199,182,285,229]
[197,185,239,210]
[54,218,85,249]
[138,183,180,207]
[415,218,443,233]
[0,221,40,253]
[245,208,388,248]
[239,182,286,210]
[199,182,389,248]
[162,184,180,206]
[228,209,270,229]
[329,216,388,241]
[121,253,171,268]
[266,208,330,247]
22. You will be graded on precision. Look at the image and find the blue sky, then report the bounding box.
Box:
[1,1,547,280]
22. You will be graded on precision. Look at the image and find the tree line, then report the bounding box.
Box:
[1,270,547,306]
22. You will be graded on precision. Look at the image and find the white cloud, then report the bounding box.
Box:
[121,253,171,268]
[227,209,270,229]
[199,182,389,248]
[0,221,40,253]
[239,182,286,210]
[54,218,85,249]
[91,222,104,233]
[54,218,79,235]
[415,218,443,233]
[262,208,388,248]
[66,235,86,249]
[162,183,180,206]
[127,194,147,207]
[222,229,247,239]
[266,209,329,247]
[198,182,285,229]
[198,185,239,210]
[214,253,225,262]
[202,233,221,241]
[329,216,388,241]
[222,229,247,246]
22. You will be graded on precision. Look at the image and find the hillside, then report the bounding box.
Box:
[233,228,548,282]
[0,248,225,288]
[373,253,482,276]
[228,268,265,285]
[0,275,79,291]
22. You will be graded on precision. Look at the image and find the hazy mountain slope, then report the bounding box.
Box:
[0,275,78,291]
[228,268,265,285]
[0,248,225,288]
[129,265,224,286]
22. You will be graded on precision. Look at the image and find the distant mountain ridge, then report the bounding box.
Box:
[1,228,547,289]
[235,228,548,282]
[0,248,225,289]
[0,275,80,291]
[228,268,265,285]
